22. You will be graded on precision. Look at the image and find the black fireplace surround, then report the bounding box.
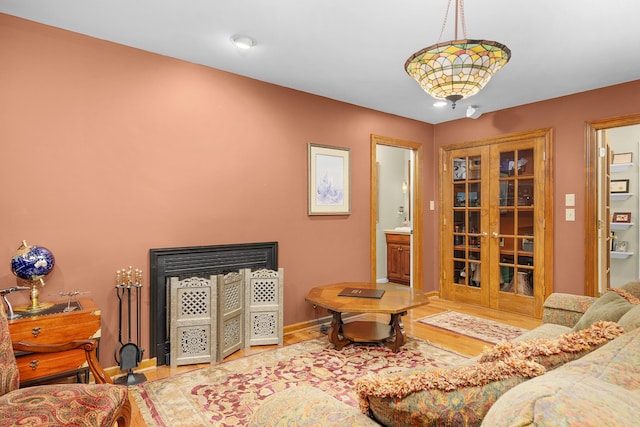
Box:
[149,242,278,366]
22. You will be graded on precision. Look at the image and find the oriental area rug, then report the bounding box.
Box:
[417,311,528,344]
[129,337,468,426]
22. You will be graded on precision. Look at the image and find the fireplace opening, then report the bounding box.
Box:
[149,242,278,366]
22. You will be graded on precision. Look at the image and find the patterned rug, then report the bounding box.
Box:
[130,337,468,426]
[417,311,528,344]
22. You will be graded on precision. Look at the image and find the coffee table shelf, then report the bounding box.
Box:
[341,321,394,343]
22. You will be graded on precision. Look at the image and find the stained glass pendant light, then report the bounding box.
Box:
[405,0,511,109]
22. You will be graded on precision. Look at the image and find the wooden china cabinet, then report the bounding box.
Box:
[439,129,553,318]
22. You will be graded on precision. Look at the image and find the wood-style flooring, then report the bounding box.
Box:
[128,297,542,426]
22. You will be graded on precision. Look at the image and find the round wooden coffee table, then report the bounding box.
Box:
[305,281,430,352]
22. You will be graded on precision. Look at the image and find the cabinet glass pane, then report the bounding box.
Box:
[518,210,534,236]
[454,183,466,206]
[468,156,481,180]
[518,178,534,206]
[499,211,515,235]
[469,182,481,206]
[520,149,534,176]
[468,261,481,287]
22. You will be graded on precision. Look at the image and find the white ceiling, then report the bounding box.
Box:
[2,0,639,124]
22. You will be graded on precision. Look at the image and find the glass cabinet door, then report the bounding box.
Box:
[496,148,535,297]
[452,155,484,289]
[444,146,490,307]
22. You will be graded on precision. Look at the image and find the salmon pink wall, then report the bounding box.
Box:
[430,80,640,296]
[0,14,433,366]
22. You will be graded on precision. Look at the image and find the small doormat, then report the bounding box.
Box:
[417,311,528,344]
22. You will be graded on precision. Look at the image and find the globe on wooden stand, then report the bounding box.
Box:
[11,240,55,313]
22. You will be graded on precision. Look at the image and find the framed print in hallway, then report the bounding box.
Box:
[308,143,351,215]
[610,179,630,194]
[612,212,632,223]
[612,152,632,164]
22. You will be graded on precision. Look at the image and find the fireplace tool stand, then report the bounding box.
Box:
[114,267,146,385]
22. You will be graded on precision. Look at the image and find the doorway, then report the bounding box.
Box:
[370,135,423,290]
[585,114,640,296]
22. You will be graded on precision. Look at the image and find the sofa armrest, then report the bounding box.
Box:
[542,293,597,328]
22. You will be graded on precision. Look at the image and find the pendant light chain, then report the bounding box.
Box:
[436,0,452,43]
[437,0,468,42]
[459,0,467,39]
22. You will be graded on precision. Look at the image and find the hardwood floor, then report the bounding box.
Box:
[128,297,542,426]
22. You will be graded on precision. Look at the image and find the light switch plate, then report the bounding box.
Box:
[566,208,575,221]
[565,193,575,206]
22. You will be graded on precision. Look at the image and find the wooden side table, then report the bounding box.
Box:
[7,298,101,386]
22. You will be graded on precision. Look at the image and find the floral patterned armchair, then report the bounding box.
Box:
[0,304,131,426]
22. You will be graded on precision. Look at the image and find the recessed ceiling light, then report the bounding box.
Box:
[433,101,447,108]
[231,35,256,50]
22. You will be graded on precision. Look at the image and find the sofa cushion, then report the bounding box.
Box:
[481,372,640,427]
[249,386,379,427]
[559,326,640,389]
[481,327,640,426]
[572,289,637,331]
[479,321,624,370]
[620,280,640,299]
[618,305,640,332]
[510,322,571,343]
[541,293,597,327]
[355,357,545,427]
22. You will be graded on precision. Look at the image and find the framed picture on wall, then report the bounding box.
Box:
[613,240,629,252]
[308,143,351,215]
[610,179,630,193]
[612,152,633,164]
[612,212,632,223]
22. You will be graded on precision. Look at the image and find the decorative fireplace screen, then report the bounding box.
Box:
[150,242,278,366]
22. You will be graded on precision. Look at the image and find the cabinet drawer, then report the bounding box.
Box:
[15,349,86,382]
[8,300,100,343]
[385,233,410,245]
[9,320,100,343]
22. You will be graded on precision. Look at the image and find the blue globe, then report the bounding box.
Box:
[11,241,55,282]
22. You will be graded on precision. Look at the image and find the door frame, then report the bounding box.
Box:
[370,134,424,290]
[585,113,640,296]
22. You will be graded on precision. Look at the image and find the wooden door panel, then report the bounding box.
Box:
[441,146,491,307]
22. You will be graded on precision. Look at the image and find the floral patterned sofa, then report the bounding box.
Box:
[250,282,640,426]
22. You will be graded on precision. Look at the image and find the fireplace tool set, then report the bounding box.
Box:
[115,267,146,385]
